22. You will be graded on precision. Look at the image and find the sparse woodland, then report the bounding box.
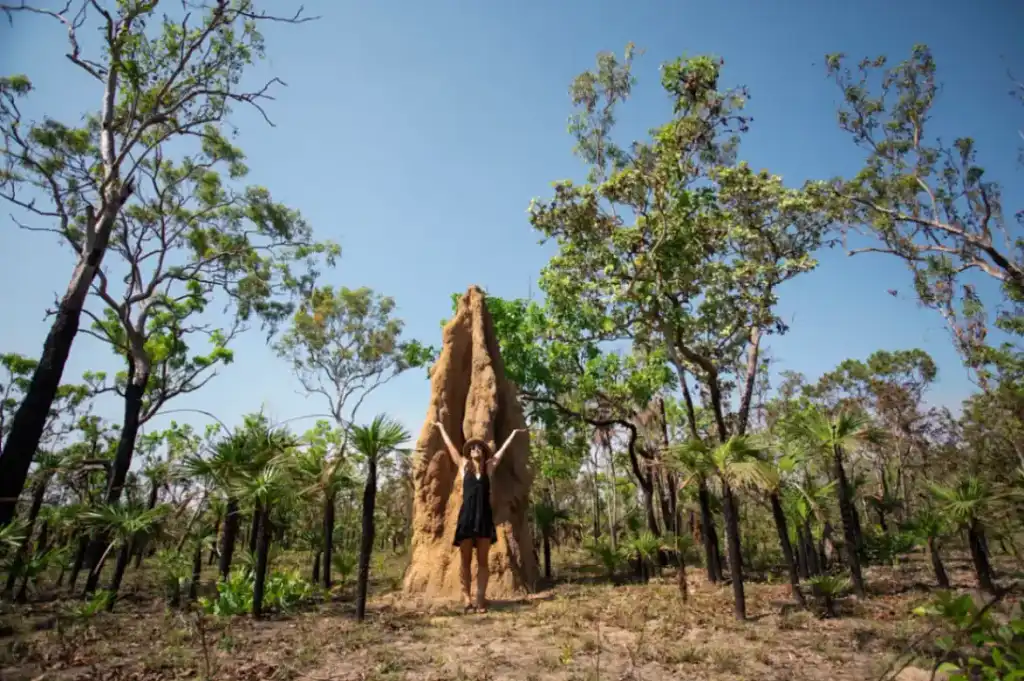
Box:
[0,3,1022,681]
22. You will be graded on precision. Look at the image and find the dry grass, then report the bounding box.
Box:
[0,549,1002,681]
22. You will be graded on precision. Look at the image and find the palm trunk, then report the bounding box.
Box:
[208,516,220,566]
[967,520,995,593]
[312,550,321,584]
[5,478,47,593]
[721,482,746,620]
[68,536,89,591]
[219,497,240,581]
[543,530,552,580]
[770,492,805,607]
[677,556,688,602]
[355,458,378,622]
[251,501,272,618]
[105,542,132,611]
[188,541,202,602]
[323,492,335,589]
[795,525,810,579]
[133,480,161,569]
[833,444,866,597]
[697,478,723,583]
[252,503,272,618]
[247,505,260,555]
[927,537,949,589]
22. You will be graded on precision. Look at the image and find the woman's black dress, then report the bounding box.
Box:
[453,464,497,546]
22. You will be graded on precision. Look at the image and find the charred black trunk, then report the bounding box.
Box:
[68,536,89,590]
[833,444,865,597]
[927,537,950,589]
[0,313,82,526]
[967,521,995,593]
[105,542,132,611]
[188,541,202,602]
[252,503,272,618]
[721,483,746,620]
[697,479,723,583]
[84,374,147,594]
[542,530,552,581]
[219,497,240,581]
[770,492,805,607]
[133,480,161,569]
[247,506,260,556]
[5,478,47,593]
[322,492,335,589]
[356,458,378,622]
[311,550,321,584]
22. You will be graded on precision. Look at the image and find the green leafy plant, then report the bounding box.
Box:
[806,574,850,618]
[914,591,1024,680]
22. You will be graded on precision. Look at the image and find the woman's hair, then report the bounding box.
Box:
[462,438,492,460]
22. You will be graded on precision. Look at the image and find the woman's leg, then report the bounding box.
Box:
[475,538,492,611]
[459,540,474,609]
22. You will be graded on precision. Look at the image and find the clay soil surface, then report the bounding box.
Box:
[1,552,983,681]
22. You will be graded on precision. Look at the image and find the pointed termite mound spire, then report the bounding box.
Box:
[403,286,537,598]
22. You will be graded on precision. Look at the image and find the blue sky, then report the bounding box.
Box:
[2,0,1022,446]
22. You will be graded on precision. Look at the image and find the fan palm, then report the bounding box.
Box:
[668,440,724,583]
[786,407,872,597]
[349,414,410,622]
[294,437,353,590]
[906,508,950,588]
[83,503,168,610]
[930,476,996,592]
[4,449,65,593]
[532,499,570,581]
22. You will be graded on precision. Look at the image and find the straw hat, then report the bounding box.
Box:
[462,438,493,459]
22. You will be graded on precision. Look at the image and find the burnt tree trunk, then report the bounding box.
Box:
[252,503,272,618]
[219,497,240,581]
[967,521,995,593]
[5,477,48,593]
[247,506,260,556]
[85,371,148,593]
[698,479,723,583]
[322,492,335,589]
[927,537,950,589]
[721,483,746,620]
[833,443,866,597]
[105,542,132,611]
[356,457,378,622]
[770,492,805,607]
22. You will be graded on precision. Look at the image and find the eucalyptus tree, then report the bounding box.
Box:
[0,2,319,525]
[823,46,1023,387]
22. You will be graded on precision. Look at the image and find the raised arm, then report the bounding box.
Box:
[433,422,463,468]
[488,429,528,473]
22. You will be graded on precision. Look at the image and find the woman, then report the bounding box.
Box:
[433,422,526,613]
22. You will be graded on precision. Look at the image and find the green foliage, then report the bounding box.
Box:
[278,287,431,424]
[914,592,1024,680]
[199,568,319,616]
[583,537,628,580]
[861,529,918,565]
[822,46,1023,385]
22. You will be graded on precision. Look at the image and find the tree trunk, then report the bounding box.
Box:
[356,459,378,622]
[927,537,950,589]
[967,521,995,593]
[252,503,272,618]
[208,516,220,566]
[68,536,89,591]
[189,541,202,602]
[84,372,148,594]
[833,445,866,597]
[312,550,321,584]
[5,478,47,593]
[677,556,688,602]
[106,542,132,611]
[721,483,746,620]
[219,497,240,581]
[697,478,723,583]
[795,525,809,579]
[133,480,161,569]
[247,505,260,556]
[543,530,552,581]
[322,492,335,589]
[770,492,805,607]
